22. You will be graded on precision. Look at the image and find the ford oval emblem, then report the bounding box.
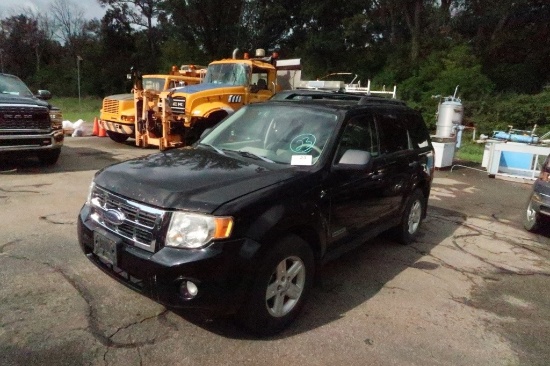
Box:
[103,209,125,226]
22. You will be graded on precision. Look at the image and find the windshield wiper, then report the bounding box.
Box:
[198,143,225,155]
[236,150,274,163]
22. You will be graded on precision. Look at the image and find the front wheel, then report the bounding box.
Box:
[106,130,130,143]
[238,235,314,336]
[524,196,541,232]
[393,189,425,245]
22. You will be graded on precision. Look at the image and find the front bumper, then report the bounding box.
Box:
[100,120,135,135]
[77,205,260,314]
[0,129,64,152]
[530,180,550,217]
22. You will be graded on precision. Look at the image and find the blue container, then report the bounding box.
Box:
[500,151,533,170]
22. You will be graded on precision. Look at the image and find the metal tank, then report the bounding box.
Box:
[435,96,464,138]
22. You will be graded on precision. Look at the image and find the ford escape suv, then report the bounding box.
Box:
[77,91,434,335]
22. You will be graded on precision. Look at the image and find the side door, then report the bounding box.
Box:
[326,113,394,248]
[374,110,418,219]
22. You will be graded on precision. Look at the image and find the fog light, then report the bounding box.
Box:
[179,280,198,299]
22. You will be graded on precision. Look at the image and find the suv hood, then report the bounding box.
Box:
[0,94,49,108]
[94,148,300,212]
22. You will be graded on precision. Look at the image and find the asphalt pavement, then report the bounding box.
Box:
[0,137,549,366]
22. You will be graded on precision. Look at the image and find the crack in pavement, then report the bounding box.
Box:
[3,253,175,352]
[39,213,76,225]
[0,187,41,194]
[0,239,21,254]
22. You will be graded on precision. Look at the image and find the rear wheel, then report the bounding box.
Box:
[524,195,541,232]
[238,235,314,336]
[37,149,61,165]
[393,189,425,245]
[107,130,130,143]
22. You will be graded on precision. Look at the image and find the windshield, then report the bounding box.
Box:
[0,74,34,97]
[204,63,249,86]
[142,77,166,91]
[200,104,339,165]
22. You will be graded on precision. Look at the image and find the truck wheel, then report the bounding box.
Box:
[37,149,61,165]
[524,196,541,232]
[107,130,129,143]
[393,189,425,245]
[238,235,314,336]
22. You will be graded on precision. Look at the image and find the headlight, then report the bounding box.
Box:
[50,110,63,129]
[86,180,95,206]
[166,212,233,249]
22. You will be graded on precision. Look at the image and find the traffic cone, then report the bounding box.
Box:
[98,121,107,137]
[92,117,99,136]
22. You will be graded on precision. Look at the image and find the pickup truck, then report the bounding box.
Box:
[0,73,63,165]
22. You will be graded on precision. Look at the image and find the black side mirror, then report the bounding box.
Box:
[36,90,52,100]
[333,149,373,171]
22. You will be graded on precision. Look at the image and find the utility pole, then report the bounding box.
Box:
[77,55,83,110]
[0,49,4,73]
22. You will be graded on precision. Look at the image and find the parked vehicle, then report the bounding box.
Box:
[524,153,550,232]
[99,65,205,144]
[0,73,63,165]
[77,90,434,335]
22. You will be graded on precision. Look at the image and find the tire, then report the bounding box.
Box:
[107,130,130,143]
[238,235,315,336]
[37,149,61,165]
[524,195,541,232]
[393,189,425,245]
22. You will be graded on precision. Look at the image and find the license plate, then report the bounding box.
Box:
[93,232,118,266]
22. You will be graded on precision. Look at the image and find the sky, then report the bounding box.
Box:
[0,0,106,20]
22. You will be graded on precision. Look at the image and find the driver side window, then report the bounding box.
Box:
[335,114,378,162]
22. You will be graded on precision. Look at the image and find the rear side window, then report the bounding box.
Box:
[406,113,431,149]
[376,112,410,154]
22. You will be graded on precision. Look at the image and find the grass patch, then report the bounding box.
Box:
[50,97,102,124]
[454,131,485,164]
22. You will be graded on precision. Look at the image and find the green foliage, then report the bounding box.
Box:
[467,90,550,136]
[394,44,495,130]
[455,138,485,164]
[1,0,549,144]
[51,97,102,123]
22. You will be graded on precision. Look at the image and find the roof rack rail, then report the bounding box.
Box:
[345,80,397,98]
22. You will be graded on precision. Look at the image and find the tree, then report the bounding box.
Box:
[453,0,550,93]
[163,0,244,60]
[0,15,46,79]
[50,0,87,54]
[98,0,164,58]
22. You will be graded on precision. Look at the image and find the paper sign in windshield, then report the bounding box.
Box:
[291,155,313,166]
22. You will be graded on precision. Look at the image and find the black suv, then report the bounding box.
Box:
[0,73,64,165]
[77,91,434,335]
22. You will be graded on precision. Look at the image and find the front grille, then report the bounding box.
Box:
[170,97,186,114]
[90,185,167,252]
[103,99,120,114]
[0,105,50,130]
